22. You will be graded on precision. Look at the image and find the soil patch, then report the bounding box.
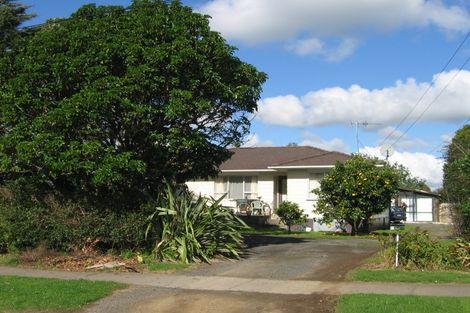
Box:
[131,289,336,313]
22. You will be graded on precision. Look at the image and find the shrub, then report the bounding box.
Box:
[450,238,470,268]
[0,184,151,253]
[146,185,247,263]
[377,230,455,269]
[275,201,307,233]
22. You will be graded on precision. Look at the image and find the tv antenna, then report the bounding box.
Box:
[351,121,382,152]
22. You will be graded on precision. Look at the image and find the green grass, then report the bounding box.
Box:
[0,275,126,311]
[337,294,470,313]
[147,261,189,271]
[348,268,470,284]
[243,228,374,239]
[0,254,19,266]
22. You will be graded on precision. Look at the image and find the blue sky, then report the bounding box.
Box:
[22,0,470,188]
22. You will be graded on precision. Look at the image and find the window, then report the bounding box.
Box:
[214,176,258,199]
[308,173,326,199]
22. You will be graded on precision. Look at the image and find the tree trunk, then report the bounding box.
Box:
[287,224,291,233]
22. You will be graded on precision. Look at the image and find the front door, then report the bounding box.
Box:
[278,176,287,205]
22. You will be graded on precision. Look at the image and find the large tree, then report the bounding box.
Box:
[443,125,470,237]
[314,155,400,235]
[0,0,35,52]
[0,0,266,207]
[443,125,470,204]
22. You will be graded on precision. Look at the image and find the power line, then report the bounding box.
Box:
[380,30,470,146]
[427,118,470,154]
[387,55,470,151]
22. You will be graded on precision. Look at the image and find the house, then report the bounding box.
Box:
[186,146,350,230]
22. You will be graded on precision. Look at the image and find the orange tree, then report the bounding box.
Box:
[314,155,399,235]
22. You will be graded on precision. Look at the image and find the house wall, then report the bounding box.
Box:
[286,170,314,218]
[186,180,214,198]
[186,170,337,231]
[258,173,275,208]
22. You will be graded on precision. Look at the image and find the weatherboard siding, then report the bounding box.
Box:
[286,171,314,218]
[186,180,214,198]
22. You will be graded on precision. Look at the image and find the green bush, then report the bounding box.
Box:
[378,230,456,269]
[450,238,470,268]
[275,201,307,233]
[146,185,247,263]
[0,185,151,253]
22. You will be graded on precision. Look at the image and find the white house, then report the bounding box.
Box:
[186,146,350,230]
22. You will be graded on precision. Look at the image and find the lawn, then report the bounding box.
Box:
[348,268,470,284]
[0,275,126,311]
[337,294,470,313]
[147,261,189,271]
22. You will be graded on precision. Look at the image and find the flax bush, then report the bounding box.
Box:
[146,185,247,263]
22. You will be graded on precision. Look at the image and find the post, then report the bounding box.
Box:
[395,233,400,267]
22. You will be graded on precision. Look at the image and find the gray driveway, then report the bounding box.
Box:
[176,235,379,281]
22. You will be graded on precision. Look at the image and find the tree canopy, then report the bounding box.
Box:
[443,125,470,204]
[0,0,267,207]
[393,163,430,191]
[0,0,35,52]
[443,124,470,238]
[314,155,400,235]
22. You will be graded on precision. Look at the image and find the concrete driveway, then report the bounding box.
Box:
[86,235,379,313]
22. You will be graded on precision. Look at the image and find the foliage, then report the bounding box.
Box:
[0,0,266,209]
[0,0,35,52]
[393,163,430,191]
[443,125,470,204]
[450,238,470,268]
[0,183,151,252]
[443,125,470,238]
[377,230,456,270]
[275,201,307,233]
[337,294,470,313]
[146,185,247,263]
[314,155,400,235]
[0,276,125,311]
[348,268,470,284]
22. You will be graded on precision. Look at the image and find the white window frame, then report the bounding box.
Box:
[214,176,258,199]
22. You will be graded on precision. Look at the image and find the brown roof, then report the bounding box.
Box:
[220,146,351,170]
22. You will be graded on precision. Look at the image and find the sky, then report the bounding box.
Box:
[21,0,470,189]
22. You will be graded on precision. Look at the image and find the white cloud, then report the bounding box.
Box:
[300,131,349,153]
[199,0,470,57]
[288,37,324,56]
[361,146,444,188]
[257,70,470,127]
[288,37,358,61]
[242,134,273,147]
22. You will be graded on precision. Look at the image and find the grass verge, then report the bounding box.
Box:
[348,268,470,284]
[337,294,470,313]
[0,275,126,311]
[147,261,189,271]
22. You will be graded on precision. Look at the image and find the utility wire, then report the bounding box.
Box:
[387,55,470,151]
[427,118,470,154]
[380,30,470,146]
